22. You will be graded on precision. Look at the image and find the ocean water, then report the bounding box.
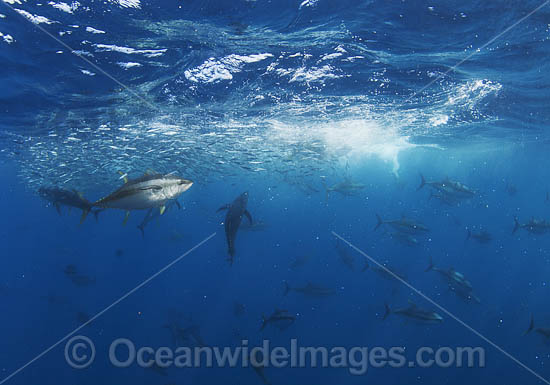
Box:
[1,0,550,384]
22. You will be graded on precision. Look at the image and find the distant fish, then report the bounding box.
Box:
[251,361,272,385]
[425,256,480,304]
[466,228,492,244]
[374,213,429,234]
[289,254,311,269]
[260,309,296,331]
[383,302,443,323]
[283,281,336,298]
[524,314,550,339]
[505,182,517,196]
[233,301,246,317]
[362,262,407,282]
[324,178,366,200]
[418,174,475,197]
[388,231,420,246]
[335,239,355,270]
[217,192,252,265]
[513,217,550,235]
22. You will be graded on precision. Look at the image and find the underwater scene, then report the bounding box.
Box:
[1,0,550,384]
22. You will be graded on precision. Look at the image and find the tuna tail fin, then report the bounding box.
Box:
[361,261,369,272]
[524,314,535,336]
[283,281,290,296]
[425,256,434,272]
[79,208,90,225]
[383,303,391,320]
[417,174,426,190]
[374,214,383,231]
[513,217,520,234]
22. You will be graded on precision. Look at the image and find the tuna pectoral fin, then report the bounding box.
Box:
[260,315,267,331]
[417,174,426,190]
[374,214,383,231]
[122,211,130,226]
[54,202,62,215]
[383,303,391,320]
[175,200,181,210]
[216,204,230,213]
[283,281,290,296]
[513,218,520,234]
[159,206,166,215]
[425,256,434,272]
[524,314,535,336]
[137,225,145,238]
[244,210,252,224]
[79,209,90,225]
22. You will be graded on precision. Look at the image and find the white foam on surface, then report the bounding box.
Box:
[85,26,105,34]
[109,0,140,9]
[48,1,80,13]
[15,9,57,24]
[184,53,273,83]
[117,61,142,69]
[0,32,14,44]
[94,44,166,58]
[276,65,344,84]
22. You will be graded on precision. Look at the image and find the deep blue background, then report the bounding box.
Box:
[1,0,550,384]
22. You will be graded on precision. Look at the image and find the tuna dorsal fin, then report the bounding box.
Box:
[118,171,129,184]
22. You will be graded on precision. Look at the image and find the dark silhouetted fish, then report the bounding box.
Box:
[38,186,93,224]
[383,301,443,323]
[283,281,336,298]
[513,217,550,235]
[233,301,246,317]
[425,256,480,304]
[362,262,407,282]
[137,199,181,237]
[466,229,492,243]
[260,309,296,331]
[335,239,355,270]
[217,192,252,265]
[289,254,310,269]
[374,214,429,234]
[524,314,550,339]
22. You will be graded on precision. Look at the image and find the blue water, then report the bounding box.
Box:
[2,0,550,384]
